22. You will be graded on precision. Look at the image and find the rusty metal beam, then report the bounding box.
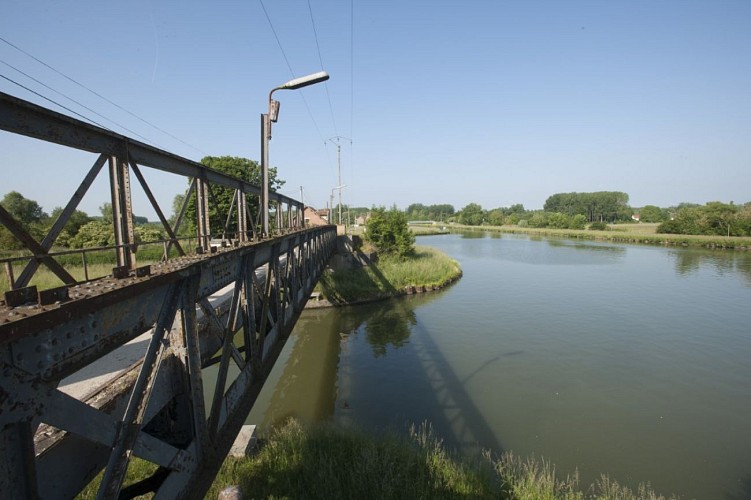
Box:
[196,177,211,252]
[15,154,107,288]
[108,156,136,270]
[130,161,185,257]
[0,226,336,498]
[168,180,196,258]
[0,91,301,209]
[0,204,76,286]
[1,89,332,499]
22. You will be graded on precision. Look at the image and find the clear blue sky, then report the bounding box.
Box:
[2,1,750,219]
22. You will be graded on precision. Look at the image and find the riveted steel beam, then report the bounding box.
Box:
[0,91,302,209]
[0,226,336,499]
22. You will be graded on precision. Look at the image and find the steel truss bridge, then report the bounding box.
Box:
[0,91,336,498]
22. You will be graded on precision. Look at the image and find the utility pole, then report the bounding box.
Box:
[327,136,351,226]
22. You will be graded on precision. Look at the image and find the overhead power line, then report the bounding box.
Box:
[0,35,208,156]
[257,0,326,143]
[350,0,355,141]
[1,59,161,147]
[307,0,338,137]
[1,73,110,130]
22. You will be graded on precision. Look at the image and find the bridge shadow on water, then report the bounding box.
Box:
[250,262,507,463]
[333,290,506,460]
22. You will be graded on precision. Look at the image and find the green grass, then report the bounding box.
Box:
[1,262,118,294]
[315,245,462,304]
[0,261,163,295]
[76,457,159,499]
[207,419,494,499]
[1,243,184,294]
[205,419,678,500]
[74,420,680,499]
[408,225,451,236]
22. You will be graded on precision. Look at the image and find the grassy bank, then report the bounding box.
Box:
[75,420,678,499]
[449,223,751,249]
[408,224,451,236]
[315,245,462,305]
[204,419,676,500]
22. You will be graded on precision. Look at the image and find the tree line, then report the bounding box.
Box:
[6,176,751,254]
[656,201,751,237]
[406,192,751,236]
[0,191,164,251]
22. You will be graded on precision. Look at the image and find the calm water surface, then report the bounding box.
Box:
[245,233,751,499]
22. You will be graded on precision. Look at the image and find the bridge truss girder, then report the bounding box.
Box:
[0,226,336,498]
[0,91,305,290]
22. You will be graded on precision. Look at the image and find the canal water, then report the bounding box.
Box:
[242,233,751,499]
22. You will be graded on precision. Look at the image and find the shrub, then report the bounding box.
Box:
[365,207,415,257]
[569,214,587,230]
[589,221,609,231]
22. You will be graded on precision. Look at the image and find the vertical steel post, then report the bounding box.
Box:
[237,191,248,242]
[3,261,14,290]
[196,178,211,252]
[0,422,38,498]
[108,156,135,270]
[261,113,270,238]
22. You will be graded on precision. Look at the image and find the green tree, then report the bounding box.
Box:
[365,206,415,257]
[547,212,570,229]
[570,214,587,229]
[544,191,631,222]
[1,191,47,225]
[405,203,455,221]
[528,211,548,228]
[638,205,667,223]
[486,208,505,226]
[48,207,91,246]
[136,226,166,243]
[458,203,484,226]
[507,203,526,215]
[0,191,48,249]
[99,202,113,222]
[701,201,738,237]
[69,220,115,248]
[99,203,148,225]
[184,156,284,236]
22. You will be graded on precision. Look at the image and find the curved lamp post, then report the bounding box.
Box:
[261,71,330,237]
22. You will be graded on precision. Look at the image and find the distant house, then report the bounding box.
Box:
[355,214,369,226]
[631,214,641,222]
[304,207,330,226]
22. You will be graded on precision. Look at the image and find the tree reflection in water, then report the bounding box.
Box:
[670,248,751,286]
[363,305,417,357]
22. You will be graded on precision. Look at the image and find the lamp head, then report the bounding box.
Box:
[277,71,330,91]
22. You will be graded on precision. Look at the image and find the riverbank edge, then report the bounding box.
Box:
[306,246,463,309]
[447,223,751,250]
[305,269,463,309]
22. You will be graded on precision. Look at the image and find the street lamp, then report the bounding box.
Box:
[261,71,330,237]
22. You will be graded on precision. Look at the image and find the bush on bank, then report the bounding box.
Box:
[315,245,462,304]
[365,206,415,257]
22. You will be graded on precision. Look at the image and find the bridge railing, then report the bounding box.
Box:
[0,90,305,291]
